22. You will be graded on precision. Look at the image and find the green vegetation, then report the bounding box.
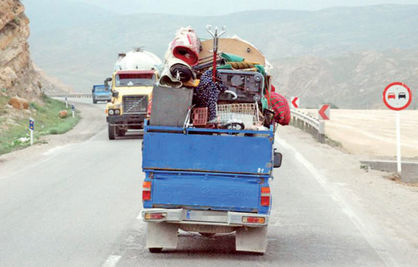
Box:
[0,94,80,155]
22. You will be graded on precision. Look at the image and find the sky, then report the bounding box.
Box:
[71,0,418,15]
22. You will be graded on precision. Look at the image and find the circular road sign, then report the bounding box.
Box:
[383,82,412,111]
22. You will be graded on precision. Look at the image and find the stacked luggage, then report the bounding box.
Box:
[151,26,288,131]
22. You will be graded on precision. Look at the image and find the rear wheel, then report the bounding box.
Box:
[148,248,163,253]
[93,98,97,104]
[108,124,116,140]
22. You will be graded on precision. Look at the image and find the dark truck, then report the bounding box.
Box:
[92,84,111,104]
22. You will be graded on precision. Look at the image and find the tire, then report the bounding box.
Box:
[108,124,116,140]
[93,98,97,104]
[148,248,163,253]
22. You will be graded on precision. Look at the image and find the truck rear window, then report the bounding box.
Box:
[115,73,155,87]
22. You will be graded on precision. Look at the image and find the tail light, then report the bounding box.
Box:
[147,97,152,116]
[144,212,167,220]
[142,181,151,201]
[260,187,270,206]
[242,216,265,224]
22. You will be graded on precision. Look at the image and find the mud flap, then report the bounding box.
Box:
[235,226,267,253]
[146,222,178,250]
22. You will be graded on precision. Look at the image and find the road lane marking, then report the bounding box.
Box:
[0,128,107,181]
[102,255,121,267]
[42,144,71,156]
[278,138,399,267]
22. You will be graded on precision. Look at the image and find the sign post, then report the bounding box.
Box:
[396,112,401,173]
[29,118,35,146]
[382,82,412,174]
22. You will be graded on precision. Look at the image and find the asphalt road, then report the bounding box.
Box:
[0,101,416,266]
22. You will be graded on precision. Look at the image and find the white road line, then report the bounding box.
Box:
[102,255,122,267]
[0,128,107,181]
[0,156,54,180]
[278,138,399,267]
[42,144,71,156]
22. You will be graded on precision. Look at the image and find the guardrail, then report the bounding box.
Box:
[48,94,92,98]
[290,109,325,143]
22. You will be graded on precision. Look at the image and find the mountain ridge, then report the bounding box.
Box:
[26,4,418,108]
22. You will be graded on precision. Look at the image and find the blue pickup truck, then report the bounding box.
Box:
[140,121,282,254]
[92,84,111,104]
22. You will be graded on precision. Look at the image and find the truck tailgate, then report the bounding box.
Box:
[145,171,267,213]
[142,131,273,175]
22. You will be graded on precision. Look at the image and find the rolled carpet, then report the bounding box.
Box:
[160,69,183,88]
[159,51,194,88]
[170,26,201,66]
[170,63,194,82]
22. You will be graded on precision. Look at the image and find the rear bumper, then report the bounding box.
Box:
[93,95,111,101]
[141,208,269,227]
[107,113,147,126]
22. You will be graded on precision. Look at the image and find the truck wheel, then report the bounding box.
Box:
[93,98,97,104]
[148,248,163,253]
[108,125,116,140]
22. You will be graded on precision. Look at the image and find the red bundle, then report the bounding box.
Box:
[270,91,290,126]
[170,27,201,66]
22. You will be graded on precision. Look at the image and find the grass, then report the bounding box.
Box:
[0,94,80,155]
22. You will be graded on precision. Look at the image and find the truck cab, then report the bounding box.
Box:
[105,70,156,139]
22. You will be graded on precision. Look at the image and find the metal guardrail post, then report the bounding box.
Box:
[318,120,325,143]
[290,109,326,143]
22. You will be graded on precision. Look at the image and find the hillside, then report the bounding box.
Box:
[26,4,418,108]
[0,0,41,98]
[272,50,418,109]
[0,0,79,154]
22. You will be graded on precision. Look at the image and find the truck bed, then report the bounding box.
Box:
[142,123,273,215]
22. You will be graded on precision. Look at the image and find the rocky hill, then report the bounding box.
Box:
[0,0,42,98]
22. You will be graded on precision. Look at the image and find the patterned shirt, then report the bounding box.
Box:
[270,92,290,126]
[195,70,227,121]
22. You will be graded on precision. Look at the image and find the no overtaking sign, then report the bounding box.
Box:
[382,82,413,176]
[383,82,412,111]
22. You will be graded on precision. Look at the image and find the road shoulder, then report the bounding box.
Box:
[0,102,106,178]
[276,126,418,265]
